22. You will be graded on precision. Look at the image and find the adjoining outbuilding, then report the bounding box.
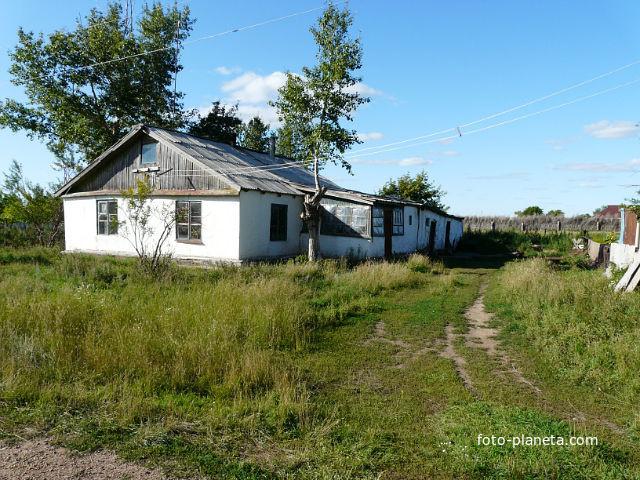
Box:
[56,124,463,262]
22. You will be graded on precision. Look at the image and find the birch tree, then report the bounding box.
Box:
[272,4,368,261]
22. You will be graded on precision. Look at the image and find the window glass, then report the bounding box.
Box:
[320,200,371,238]
[141,142,157,164]
[97,200,118,235]
[175,201,202,241]
[270,204,288,241]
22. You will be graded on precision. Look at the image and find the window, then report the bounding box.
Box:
[141,141,157,164]
[321,200,370,237]
[409,215,412,226]
[97,200,118,235]
[393,207,404,235]
[176,201,202,241]
[270,204,288,241]
[372,206,404,236]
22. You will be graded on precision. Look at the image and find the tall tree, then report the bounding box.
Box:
[380,171,447,210]
[188,102,242,145]
[0,2,193,169]
[515,206,544,216]
[238,116,271,152]
[272,4,369,261]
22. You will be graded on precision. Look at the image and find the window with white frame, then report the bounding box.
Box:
[97,200,118,235]
[176,201,202,241]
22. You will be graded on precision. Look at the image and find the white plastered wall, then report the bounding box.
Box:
[63,195,241,261]
[238,190,304,260]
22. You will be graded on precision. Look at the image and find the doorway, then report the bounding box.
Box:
[445,221,451,250]
[429,220,437,254]
[383,209,393,258]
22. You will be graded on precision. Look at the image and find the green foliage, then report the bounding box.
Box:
[119,175,175,274]
[515,206,544,216]
[272,4,369,173]
[188,101,242,145]
[238,116,271,152]
[458,230,574,255]
[0,2,193,166]
[486,258,640,411]
[379,170,447,210]
[0,160,63,247]
[547,209,564,216]
[593,205,608,216]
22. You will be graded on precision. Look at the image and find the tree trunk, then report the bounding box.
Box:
[302,157,326,262]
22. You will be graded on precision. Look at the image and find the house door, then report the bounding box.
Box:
[429,220,437,254]
[383,209,393,258]
[445,221,451,250]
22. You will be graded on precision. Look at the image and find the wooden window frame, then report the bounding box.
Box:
[392,207,404,236]
[96,199,118,235]
[141,141,157,165]
[270,203,288,242]
[176,200,202,243]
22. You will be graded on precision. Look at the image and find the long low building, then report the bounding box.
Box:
[55,124,463,262]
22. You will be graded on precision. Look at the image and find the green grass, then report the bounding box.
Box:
[0,248,639,478]
[458,230,575,255]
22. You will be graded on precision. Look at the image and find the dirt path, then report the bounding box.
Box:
[0,438,168,480]
[440,283,541,395]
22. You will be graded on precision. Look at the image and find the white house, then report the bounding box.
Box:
[56,124,464,262]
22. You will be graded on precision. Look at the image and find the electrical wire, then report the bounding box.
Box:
[346,77,640,159]
[347,58,640,156]
[67,2,345,72]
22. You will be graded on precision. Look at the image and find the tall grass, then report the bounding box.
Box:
[0,250,443,434]
[486,259,640,414]
[457,230,574,255]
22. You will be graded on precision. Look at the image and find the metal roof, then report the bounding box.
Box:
[55,125,463,220]
[146,126,343,196]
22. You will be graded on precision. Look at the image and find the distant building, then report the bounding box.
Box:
[595,205,621,219]
[55,124,463,262]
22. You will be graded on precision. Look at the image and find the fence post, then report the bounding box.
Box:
[521,222,526,232]
[491,221,495,232]
[596,220,601,231]
[557,220,561,231]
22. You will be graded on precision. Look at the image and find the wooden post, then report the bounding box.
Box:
[557,220,561,231]
[521,222,525,232]
[596,220,601,231]
[491,220,495,232]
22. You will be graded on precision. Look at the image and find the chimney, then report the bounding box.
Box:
[269,134,276,158]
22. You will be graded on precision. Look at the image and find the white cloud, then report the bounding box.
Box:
[215,66,242,75]
[345,82,383,97]
[552,146,566,151]
[358,132,384,142]
[441,150,460,156]
[584,120,639,139]
[436,138,455,145]
[398,157,433,166]
[221,71,288,105]
[550,158,640,172]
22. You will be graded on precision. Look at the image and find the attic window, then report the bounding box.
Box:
[141,141,157,164]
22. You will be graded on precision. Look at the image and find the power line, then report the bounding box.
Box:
[347,77,640,159]
[67,2,345,72]
[347,58,640,156]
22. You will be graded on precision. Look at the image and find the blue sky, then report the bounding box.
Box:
[1,0,640,216]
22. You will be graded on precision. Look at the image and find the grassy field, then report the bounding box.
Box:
[0,245,639,478]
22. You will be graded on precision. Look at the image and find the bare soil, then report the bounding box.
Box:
[440,283,541,395]
[0,438,168,480]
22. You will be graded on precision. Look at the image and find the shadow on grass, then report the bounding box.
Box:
[441,253,512,270]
